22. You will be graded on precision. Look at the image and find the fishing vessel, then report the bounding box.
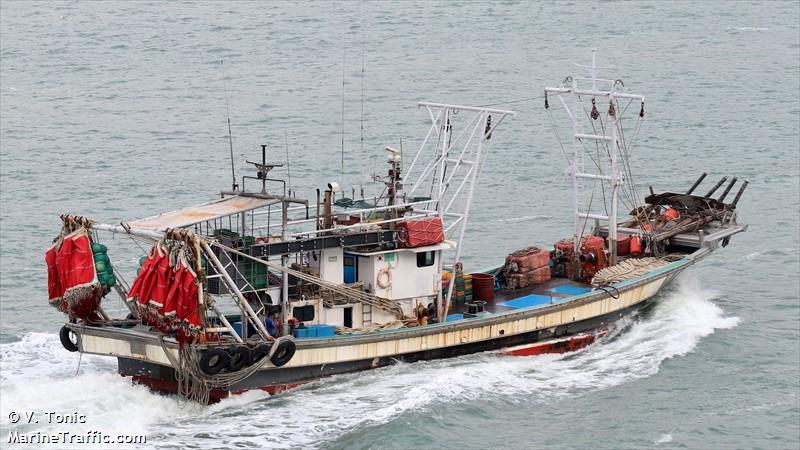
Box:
[46,53,748,403]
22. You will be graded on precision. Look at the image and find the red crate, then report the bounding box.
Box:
[400,217,445,248]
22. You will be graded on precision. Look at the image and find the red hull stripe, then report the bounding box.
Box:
[502,328,608,356]
[130,375,306,403]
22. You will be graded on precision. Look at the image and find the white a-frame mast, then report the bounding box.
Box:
[404,102,514,320]
[545,50,645,265]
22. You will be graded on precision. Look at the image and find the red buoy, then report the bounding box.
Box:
[630,235,642,256]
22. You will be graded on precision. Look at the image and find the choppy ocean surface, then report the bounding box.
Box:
[1,1,798,449]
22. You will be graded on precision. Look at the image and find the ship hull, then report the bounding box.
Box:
[73,250,706,403]
[118,299,642,401]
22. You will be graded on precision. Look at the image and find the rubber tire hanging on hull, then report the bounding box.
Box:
[199,348,230,376]
[269,338,296,367]
[59,326,79,352]
[249,343,271,364]
[225,346,251,372]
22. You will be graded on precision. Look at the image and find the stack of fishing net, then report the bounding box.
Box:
[502,246,551,289]
[45,221,112,322]
[127,241,202,343]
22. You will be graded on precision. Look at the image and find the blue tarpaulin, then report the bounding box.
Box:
[498,294,553,309]
[549,285,593,296]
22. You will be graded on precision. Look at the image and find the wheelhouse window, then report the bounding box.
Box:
[416,251,435,267]
[293,305,315,322]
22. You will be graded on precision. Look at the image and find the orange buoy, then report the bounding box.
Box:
[663,208,679,221]
[630,235,642,256]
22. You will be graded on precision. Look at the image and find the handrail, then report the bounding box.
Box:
[209,241,405,319]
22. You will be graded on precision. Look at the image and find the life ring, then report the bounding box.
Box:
[59,325,79,352]
[199,348,230,375]
[269,336,297,367]
[225,346,251,372]
[376,268,392,289]
[249,343,271,364]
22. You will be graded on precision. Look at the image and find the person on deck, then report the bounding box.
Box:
[265,314,277,337]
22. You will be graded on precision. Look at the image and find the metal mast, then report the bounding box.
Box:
[545,50,644,265]
[404,102,514,320]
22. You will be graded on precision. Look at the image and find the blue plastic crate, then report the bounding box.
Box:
[292,327,310,339]
[314,324,336,338]
[231,321,244,336]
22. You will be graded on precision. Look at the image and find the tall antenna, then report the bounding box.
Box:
[221,59,238,191]
[284,130,292,195]
[360,52,366,198]
[359,8,366,199]
[341,52,346,187]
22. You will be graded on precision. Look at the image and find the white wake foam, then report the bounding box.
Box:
[0,274,738,449]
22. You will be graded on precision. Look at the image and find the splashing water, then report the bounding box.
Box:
[0,275,738,449]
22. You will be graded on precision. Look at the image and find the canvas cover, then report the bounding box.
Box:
[128,195,279,231]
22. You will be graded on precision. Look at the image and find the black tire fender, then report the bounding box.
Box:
[225,346,251,372]
[59,326,79,352]
[199,348,230,376]
[249,343,271,364]
[269,337,296,367]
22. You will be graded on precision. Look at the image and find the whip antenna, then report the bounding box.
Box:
[221,60,238,191]
[284,131,292,195]
[359,8,366,199]
[341,52,346,187]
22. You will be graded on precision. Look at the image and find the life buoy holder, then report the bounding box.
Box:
[376,268,392,289]
[59,325,79,352]
[199,348,230,375]
[269,336,297,367]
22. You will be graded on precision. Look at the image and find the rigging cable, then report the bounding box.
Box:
[581,96,611,216]
[221,60,237,191]
[472,94,545,108]
[546,107,571,165]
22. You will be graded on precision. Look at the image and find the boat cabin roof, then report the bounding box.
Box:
[128,195,280,231]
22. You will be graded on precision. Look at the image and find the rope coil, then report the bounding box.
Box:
[591,256,676,287]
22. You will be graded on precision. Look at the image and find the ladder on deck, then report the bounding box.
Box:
[362,303,372,327]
